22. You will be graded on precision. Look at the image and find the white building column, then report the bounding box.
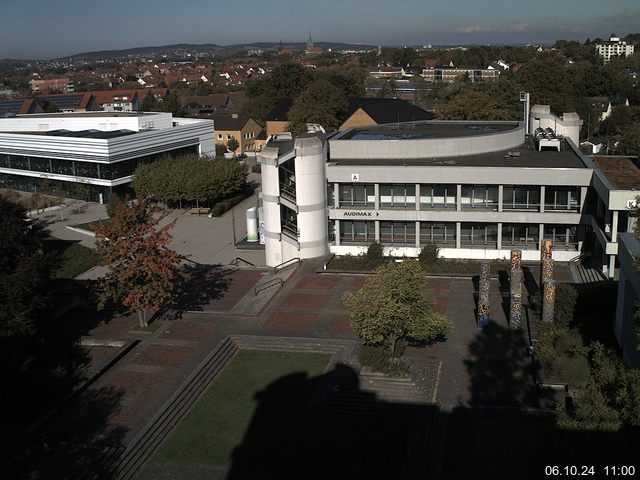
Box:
[374,183,380,210]
[456,222,461,249]
[612,210,619,242]
[334,183,340,208]
[375,220,380,242]
[415,184,420,211]
[540,186,545,213]
[497,222,502,250]
[456,184,462,212]
[415,221,420,248]
[498,185,503,213]
[335,220,341,246]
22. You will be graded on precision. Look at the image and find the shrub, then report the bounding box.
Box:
[555,284,578,327]
[210,204,226,217]
[366,241,384,266]
[251,164,262,173]
[106,194,119,218]
[359,343,409,377]
[418,243,440,266]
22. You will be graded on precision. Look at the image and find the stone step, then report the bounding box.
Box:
[113,337,239,480]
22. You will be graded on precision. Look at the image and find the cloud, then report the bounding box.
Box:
[455,22,531,35]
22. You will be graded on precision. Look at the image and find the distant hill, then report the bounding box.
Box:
[64,42,378,60]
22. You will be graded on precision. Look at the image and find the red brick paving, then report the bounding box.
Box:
[104,371,168,399]
[263,311,319,332]
[203,269,264,311]
[161,322,217,341]
[89,315,138,338]
[326,314,353,333]
[435,298,448,313]
[295,276,340,290]
[109,405,138,428]
[281,292,331,309]
[132,344,194,368]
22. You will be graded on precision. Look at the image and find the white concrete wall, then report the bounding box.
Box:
[529,105,583,146]
[330,245,576,262]
[260,147,283,267]
[295,136,328,259]
[330,122,524,159]
[0,112,174,132]
[0,117,214,162]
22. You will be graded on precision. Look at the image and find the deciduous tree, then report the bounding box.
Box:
[287,79,347,134]
[95,196,186,327]
[342,260,452,358]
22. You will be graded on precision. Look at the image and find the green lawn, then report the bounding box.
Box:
[155,349,417,478]
[43,237,99,279]
[155,350,330,466]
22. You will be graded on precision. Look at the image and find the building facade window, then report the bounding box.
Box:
[420,184,456,209]
[461,185,499,210]
[503,186,541,211]
[501,224,540,249]
[280,204,298,239]
[420,222,456,247]
[340,220,375,244]
[544,224,578,250]
[460,223,498,248]
[338,183,375,208]
[379,221,416,245]
[545,187,580,212]
[379,184,416,209]
[0,146,198,182]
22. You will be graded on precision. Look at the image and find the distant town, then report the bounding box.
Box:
[1,29,640,480]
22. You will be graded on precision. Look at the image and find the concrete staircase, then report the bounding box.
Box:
[570,262,608,284]
[111,337,239,480]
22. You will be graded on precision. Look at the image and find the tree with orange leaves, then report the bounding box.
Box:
[95,195,186,328]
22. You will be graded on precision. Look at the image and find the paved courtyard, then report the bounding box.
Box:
[25,251,555,479]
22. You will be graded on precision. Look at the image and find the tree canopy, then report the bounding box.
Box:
[287,79,348,134]
[342,260,452,357]
[132,154,248,208]
[95,196,185,327]
[437,89,515,121]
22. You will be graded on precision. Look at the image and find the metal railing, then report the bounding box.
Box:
[273,257,300,274]
[230,257,255,267]
[254,278,283,295]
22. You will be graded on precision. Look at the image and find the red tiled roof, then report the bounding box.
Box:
[91,90,139,105]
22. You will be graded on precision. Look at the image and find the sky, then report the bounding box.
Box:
[0,0,639,59]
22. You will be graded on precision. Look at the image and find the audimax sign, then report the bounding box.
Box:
[340,211,380,217]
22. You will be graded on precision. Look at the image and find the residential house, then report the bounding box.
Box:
[213,114,263,153]
[29,76,74,94]
[339,98,434,131]
[92,90,141,112]
[37,93,100,113]
[0,98,43,116]
[265,98,294,136]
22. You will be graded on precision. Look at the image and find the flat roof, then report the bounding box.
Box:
[0,129,138,139]
[337,121,518,141]
[15,111,157,118]
[593,156,640,190]
[330,137,586,169]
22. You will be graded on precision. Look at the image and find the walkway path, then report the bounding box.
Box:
[28,257,552,479]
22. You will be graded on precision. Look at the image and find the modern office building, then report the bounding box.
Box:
[259,105,640,279]
[0,111,215,202]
